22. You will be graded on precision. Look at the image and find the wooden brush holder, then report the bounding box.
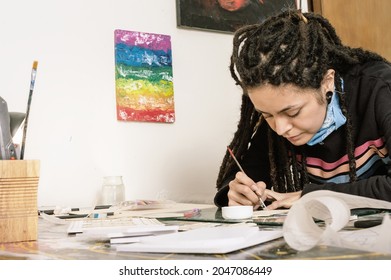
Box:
[0,160,40,243]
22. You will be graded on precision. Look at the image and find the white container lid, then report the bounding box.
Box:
[222,205,253,220]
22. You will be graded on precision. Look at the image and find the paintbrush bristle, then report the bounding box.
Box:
[32,61,38,70]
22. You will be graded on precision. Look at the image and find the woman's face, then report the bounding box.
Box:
[218,0,249,11]
[248,83,328,146]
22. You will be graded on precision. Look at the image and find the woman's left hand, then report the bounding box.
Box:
[263,190,302,210]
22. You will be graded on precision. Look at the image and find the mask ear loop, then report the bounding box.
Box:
[326,74,344,105]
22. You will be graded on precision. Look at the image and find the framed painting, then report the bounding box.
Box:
[176,0,297,33]
[114,30,175,123]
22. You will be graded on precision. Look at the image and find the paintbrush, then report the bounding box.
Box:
[227,146,267,209]
[20,61,38,160]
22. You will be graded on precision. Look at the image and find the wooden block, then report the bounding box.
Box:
[0,160,40,243]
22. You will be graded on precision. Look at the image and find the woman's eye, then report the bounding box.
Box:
[287,110,300,118]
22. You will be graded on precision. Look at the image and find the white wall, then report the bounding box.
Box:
[0,0,243,208]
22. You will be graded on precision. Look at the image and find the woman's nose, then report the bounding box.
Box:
[274,117,293,136]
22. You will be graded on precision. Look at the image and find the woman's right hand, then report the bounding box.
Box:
[227,171,266,207]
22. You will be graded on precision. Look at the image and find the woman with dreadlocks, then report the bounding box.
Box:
[214,10,391,210]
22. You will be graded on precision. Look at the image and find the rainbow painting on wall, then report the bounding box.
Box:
[114,30,175,123]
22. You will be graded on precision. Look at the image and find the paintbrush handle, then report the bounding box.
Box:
[19,90,33,160]
[227,146,267,209]
[20,61,38,160]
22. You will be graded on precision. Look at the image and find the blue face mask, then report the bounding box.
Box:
[306,87,346,146]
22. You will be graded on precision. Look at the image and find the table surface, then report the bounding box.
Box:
[1,207,391,260]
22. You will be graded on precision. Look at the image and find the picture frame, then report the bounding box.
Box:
[176,0,297,34]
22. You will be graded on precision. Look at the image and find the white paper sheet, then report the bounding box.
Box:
[283,190,391,253]
[115,224,283,254]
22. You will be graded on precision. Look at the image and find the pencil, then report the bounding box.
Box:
[227,146,267,209]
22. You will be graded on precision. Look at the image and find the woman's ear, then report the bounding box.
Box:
[321,69,335,92]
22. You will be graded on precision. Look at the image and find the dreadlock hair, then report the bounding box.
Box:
[217,9,387,193]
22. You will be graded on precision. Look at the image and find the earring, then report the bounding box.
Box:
[326,91,333,104]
